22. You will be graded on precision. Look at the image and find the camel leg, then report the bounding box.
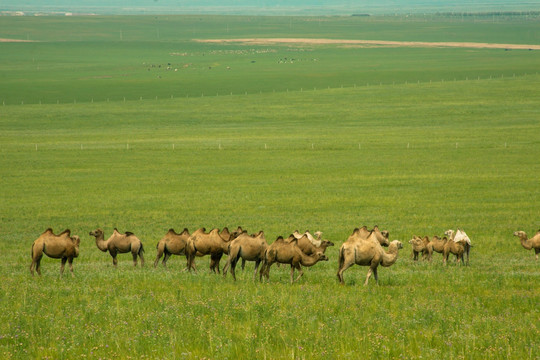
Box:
[364,268,373,286]
[139,250,144,267]
[60,257,67,276]
[337,260,355,284]
[162,252,172,268]
[35,256,42,276]
[373,267,379,285]
[253,260,261,281]
[290,265,295,284]
[68,258,74,277]
[241,258,246,270]
[293,264,304,283]
[154,250,163,268]
[132,251,138,267]
[534,248,539,261]
[110,250,118,267]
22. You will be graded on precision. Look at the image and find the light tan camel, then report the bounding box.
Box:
[89,228,145,267]
[292,230,324,247]
[409,235,431,261]
[223,230,268,281]
[185,227,235,273]
[344,226,390,247]
[259,236,329,283]
[30,228,81,276]
[445,229,472,265]
[286,234,334,256]
[513,230,540,260]
[154,228,205,268]
[337,231,403,285]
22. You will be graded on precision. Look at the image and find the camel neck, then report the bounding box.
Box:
[95,235,108,252]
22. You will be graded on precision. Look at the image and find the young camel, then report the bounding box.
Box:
[409,235,431,261]
[513,230,540,260]
[185,227,235,273]
[259,236,329,283]
[337,228,403,285]
[89,228,145,267]
[30,228,81,276]
[223,230,267,281]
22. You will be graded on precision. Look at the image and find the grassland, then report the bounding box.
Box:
[0,14,539,359]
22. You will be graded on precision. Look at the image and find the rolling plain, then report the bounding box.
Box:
[0,13,539,359]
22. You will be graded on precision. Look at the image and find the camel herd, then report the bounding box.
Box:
[29,226,540,283]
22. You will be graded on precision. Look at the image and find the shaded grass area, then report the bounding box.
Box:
[1,75,539,358]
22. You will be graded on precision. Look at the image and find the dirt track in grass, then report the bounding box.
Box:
[196,38,540,50]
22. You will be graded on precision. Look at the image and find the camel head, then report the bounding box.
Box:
[314,231,322,240]
[71,235,81,257]
[315,252,329,261]
[513,231,526,239]
[89,228,104,238]
[321,240,334,247]
[389,240,403,249]
[444,229,454,238]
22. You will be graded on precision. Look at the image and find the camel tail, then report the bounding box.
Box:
[139,243,145,255]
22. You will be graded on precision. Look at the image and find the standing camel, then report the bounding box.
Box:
[513,230,540,260]
[445,229,472,265]
[259,236,329,283]
[337,228,403,285]
[185,227,235,273]
[154,228,192,268]
[30,228,81,276]
[223,230,268,281]
[89,228,145,267]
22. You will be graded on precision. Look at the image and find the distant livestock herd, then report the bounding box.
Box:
[29,226,540,284]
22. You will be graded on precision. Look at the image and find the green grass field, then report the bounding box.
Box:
[0,14,539,359]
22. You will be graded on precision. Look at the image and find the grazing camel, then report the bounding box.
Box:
[223,230,268,281]
[260,236,329,283]
[30,228,81,276]
[445,229,472,265]
[513,230,540,260]
[337,228,403,285]
[409,235,431,261]
[185,227,235,273]
[154,228,198,268]
[89,228,145,267]
[286,234,334,256]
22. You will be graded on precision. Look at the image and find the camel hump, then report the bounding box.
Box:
[43,228,54,235]
[125,231,135,236]
[167,228,177,234]
[59,229,71,236]
[275,236,285,242]
[181,228,190,235]
[351,227,360,236]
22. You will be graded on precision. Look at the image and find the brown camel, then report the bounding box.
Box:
[442,237,466,266]
[445,229,472,265]
[154,228,205,268]
[426,235,446,260]
[30,228,81,276]
[185,227,235,273]
[223,230,268,281]
[89,228,145,267]
[259,236,329,283]
[409,235,431,261]
[513,230,540,260]
[337,230,403,285]
[286,234,334,256]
